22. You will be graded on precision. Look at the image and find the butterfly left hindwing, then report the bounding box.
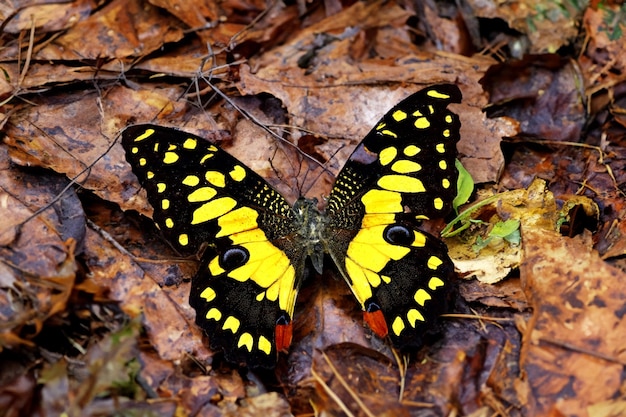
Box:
[122,126,306,367]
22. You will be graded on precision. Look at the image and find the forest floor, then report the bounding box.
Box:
[1,1,626,416]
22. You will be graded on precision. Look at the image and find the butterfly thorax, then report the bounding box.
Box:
[292,197,326,274]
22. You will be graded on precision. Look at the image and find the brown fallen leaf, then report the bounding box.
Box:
[519,227,626,416]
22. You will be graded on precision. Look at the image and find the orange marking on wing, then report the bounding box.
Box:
[275,322,293,353]
[364,310,388,338]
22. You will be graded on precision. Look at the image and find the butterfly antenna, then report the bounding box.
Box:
[184,44,243,123]
[194,80,326,176]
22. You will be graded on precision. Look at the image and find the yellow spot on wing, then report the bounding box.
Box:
[178,234,188,246]
[445,114,453,123]
[258,336,272,355]
[363,268,381,287]
[147,171,154,179]
[436,143,445,153]
[347,240,404,273]
[139,158,147,166]
[206,171,226,187]
[391,160,422,173]
[157,183,166,193]
[403,145,420,156]
[206,308,222,321]
[392,110,407,121]
[407,309,425,326]
[428,277,445,290]
[434,197,444,210]
[200,154,214,164]
[161,199,170,210]
[134,129,155,142]
[381,130,398,138]
[264,263,296,309]
[219,236,296,314]
[414,289,431,305]
[229,228,268,244]
[345,257,373,304]
[392,316,405,336]
[351,225,410,260]
[182,175,199,186]
[238,333,253,351]
[183,138,197,149]
[414,117,430,129]
[165,218,174,228]
[427,256,443,270]
[345,220,421,304]
[167,144,177,151]
[361,189,403,213]
[223,316,241,333]
[427,89,451,99]
[361,213,395,228]
[229,165,246,182]
[412,231,426,247]
[269,268,298,314]
[379,147,397,166]
[191,197,237,225]
[200,287,216,302]
[442,178,450,188]
[163,152,179,164]
[377,175,425,193]
[208,256,225,275]
[188,187,217,202]
[131,147,138,154]
[229,242,285,281]
[439,160,447,170]
[216,207,258,237]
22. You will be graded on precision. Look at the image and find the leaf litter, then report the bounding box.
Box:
[1,0,626,416]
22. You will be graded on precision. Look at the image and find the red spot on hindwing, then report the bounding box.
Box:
[364,310,388,338]
[275,322,293,353]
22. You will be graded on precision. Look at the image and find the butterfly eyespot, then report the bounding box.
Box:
[122,84,461,368]
[220,246,250,270]
[383,224,413,246]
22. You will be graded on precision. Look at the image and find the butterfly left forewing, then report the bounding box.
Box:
[122,125,304,367]
[324,84,461,348]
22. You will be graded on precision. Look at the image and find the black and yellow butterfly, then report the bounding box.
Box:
[122,84,461,368]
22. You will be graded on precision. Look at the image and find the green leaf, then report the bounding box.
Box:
[453,159,474,213]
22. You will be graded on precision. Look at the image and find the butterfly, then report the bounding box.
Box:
[121,84,461,368]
